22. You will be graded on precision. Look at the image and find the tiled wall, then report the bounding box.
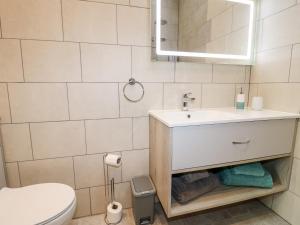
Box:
[0,0,249,218]
[250,1,300,224]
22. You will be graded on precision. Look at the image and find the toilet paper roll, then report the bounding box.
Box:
[252,96,264,111]
[105,154,121,168]
[107,202,123,224]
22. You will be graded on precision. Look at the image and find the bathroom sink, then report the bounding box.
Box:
[149,108,300,127]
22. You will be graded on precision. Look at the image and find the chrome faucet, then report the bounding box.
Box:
[182,93,195,111]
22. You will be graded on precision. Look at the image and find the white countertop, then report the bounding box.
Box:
[149,108,300,127]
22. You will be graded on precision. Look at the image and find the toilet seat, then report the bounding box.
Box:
[0,183,76,225]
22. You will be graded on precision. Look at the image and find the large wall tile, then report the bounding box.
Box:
[115,182,132,208]
[75,188,91,218]
[22,40,81,82]
[8,83,69,123]
[257,83,300,113]
[0,39,23,82]
[19,158,75,188]
[74,154,121,189]
[262,5,300,50]
[122,149,149,182]
[0,84,11,123]
[86,0,129,4]
[294,122,300,160]
[202,84,235,108]
[251,46,292,83]
[68,83,119,120]
[62,0,117,43]
[120,83,163,117]
[211,8,232,40]
[213,65,246,83]
[164,83,202,110]
[290,158,300,196]
[132,47,174,82]
[86,119,132,154]
[133,117,149,149]
[1,124,32,162]
[290,44,300,82]
[90,186,105,215]
[260,0,297,19]
[117,6,150,46]
[175,62,212,83]
[81,43,131,82]
[130,0,149,8]
[5,163,21,188]
[0,0,62,40]
[30,121,86,159]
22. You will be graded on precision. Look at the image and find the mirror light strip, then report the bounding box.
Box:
[156,0,255,60]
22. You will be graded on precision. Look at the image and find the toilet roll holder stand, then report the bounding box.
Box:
[103,154,123,225]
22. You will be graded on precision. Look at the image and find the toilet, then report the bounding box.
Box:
[0,183,76,225]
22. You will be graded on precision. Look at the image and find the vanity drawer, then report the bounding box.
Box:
[171,119,296,171]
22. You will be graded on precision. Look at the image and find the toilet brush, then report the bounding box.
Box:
[103,154,123,225]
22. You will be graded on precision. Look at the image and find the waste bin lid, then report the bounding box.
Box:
[131,176,156,197]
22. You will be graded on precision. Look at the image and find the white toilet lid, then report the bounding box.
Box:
[0,183,76,225]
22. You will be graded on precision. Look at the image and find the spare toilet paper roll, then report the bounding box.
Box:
[105,154,121,167]
[252,96,264,111]
[107,202,123,224]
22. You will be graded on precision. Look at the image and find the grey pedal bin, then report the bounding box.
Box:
[131,176,156,225]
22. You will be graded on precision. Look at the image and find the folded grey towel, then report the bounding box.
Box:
[172,173,220,204]
[179,171,209,183]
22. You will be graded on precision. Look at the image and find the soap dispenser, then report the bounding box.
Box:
[236,88,245,110]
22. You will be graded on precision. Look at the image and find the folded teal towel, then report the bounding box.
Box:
[231,163,265,177]
[219,168,273,189]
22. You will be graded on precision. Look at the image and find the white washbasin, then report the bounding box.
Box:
[149,108,300,127]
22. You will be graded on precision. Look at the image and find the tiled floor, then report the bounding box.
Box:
[70,200,290,225]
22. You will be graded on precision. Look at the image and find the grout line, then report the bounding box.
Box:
[65,83,71,120]
[0,16,2,38]
[60,0,65,41]
[17,162,23,187]
[88,187,92,215]
[5,83,13,123]
[72,157,77,189]
[83,120,88,154]
[28,123,35,160]
[79,43,83,82]
[19,40,26,82]
[288,44,294,83]
[78,0,150,9]
[260,2,299,20]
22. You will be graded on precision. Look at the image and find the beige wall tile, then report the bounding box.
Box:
[290,158,300,196]
[132,47,174,82]
[68,83,119,120]
[1,124,32,162]
[74,154,104,189]
[22,40,81,82]
[232,4,250,31]
[262,5,300,50]
[120,83,163,117]
[130,0,149,8]
[202,84,235,108]
[30,121,86,159]
[175,62,212,83]
[115,182,132,208]
[211,8,232,40]
[62,0,117,43]
[90,186,105,215]
[6,162,20,188]
[87,0,129,4]
[164,83,202,110]
[122,149,149,182]
[133,117,149,150]
[117,6,150,46]
[19,158,75,188]
[8,83,69,123]
[0,0,63,40]
[213,65,246,83]
[272,191,300,225]
[75,188,91,218]
[257,83,300,113]
[251,46,292,83]
[290,44,300,82]
[260,0,297,19]
[294,122,300,160]
[0,39,23,82]
[81,43,131,82]
[0,84,11,123]
[86,119,132,154]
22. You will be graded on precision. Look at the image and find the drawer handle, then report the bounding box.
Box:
[232,140,251,145]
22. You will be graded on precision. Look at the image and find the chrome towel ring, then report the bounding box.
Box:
[123,78,145,103]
